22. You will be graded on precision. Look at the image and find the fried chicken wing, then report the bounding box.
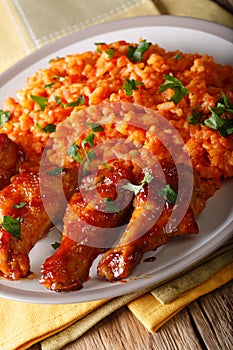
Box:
[97,159,199,282]
[0,167,78,279]
[40,159,142,291]
[0,133,24,190]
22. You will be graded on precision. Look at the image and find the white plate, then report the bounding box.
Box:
[0,16,233,304]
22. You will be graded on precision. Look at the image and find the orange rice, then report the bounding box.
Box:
[1,39,233,184]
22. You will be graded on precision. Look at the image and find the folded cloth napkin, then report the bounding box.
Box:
[1,239,232,350]
[0,1,233,350]
[0,0,233,74]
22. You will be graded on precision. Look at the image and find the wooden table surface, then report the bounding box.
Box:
[30,279,233,350]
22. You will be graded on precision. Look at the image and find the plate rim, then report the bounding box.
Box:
[0,15,233,304]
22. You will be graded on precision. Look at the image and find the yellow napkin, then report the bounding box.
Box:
[1,240,232,350]
[0,1,233,350]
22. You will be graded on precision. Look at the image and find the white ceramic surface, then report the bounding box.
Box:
[0,16,232,304]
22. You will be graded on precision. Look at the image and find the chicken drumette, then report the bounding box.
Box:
[0,166,78,279]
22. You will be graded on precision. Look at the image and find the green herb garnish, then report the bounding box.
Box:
[13,202,27,209]
[64,96,84,107]
[94,42,106,53]
[84,122,104,133]
[1,216,23,240]
[127,39,151,62]
[158,184,177,204]
[105,48,115,59]
[102,161,112,170]
[51,241,60,249]
[159,73,189,104]
[204,92,233,137]
[104,198,120,213]
[44,82,55,89]
[67,142,83,163]
[52,75,65,82]
[187,106,204,124]
[36,122,56,133]
[53,95,62,105]
[122,170,153,195]
[31,95,48,110]
[0,110,10,128]
[46,167,63,176]
[122,78,144,97]
[173,53,182,60]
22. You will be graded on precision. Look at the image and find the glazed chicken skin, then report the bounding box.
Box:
[40,159,143,291]
[0,167,78,279]
[40,157,200,291]
[0,133,24,190]
[97,158,199,282]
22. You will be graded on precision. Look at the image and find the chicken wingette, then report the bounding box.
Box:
[0,167,78,279]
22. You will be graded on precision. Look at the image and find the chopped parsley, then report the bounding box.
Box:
[1,216,23,240]
[53,95,62,105]
[36,122,56,133]
[173,53,182,60]
[67,142,83,163]
[0,110,10,128]
[44,82,55,89]
[31,95,48,110]
[46,167,64,176]
[102,161,112,170]
[64,96,84,107]
[158,184,177,204]
[94,42,106,53]
[122,78,144,97]
[204,92,233,137]
[187,106,204,124]
[159,73,189,104]
[13,202,27,209]
[84,122,104,133]
[104,198,120,213]
[105,48,115,59]
[122,170,153,195]
[127,39,151,62]
[52,75,65,82]
[51,241,60,249]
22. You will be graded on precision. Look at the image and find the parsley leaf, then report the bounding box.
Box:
[0,110,10,128]
[102,161,112,170]
[122,78,144,97]
[67,142,83,163]
[46,167,63,176]
[64,96,84,107]
[104,198,120,213]
[187,107,204,124]
[53,95,62,105]
[159,73,189,104]
[84,122,104,132]
[127,39,151,62]
[44,82,55,88]
[13,202,27,209]
[51,241,60,249]
[158,184,177,204]
[105,48,115,59]
[204,92,233,137]
[1,216,23,240]
[173,53,182,60]
[31,95,48,110]
[122,170,153,195]
[36,122,56,133]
